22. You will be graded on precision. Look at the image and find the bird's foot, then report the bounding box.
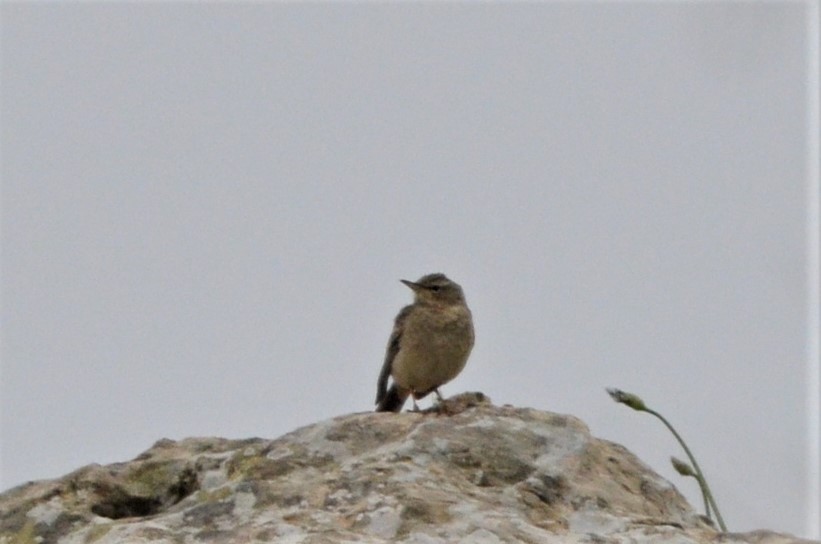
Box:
[430,390,456,416]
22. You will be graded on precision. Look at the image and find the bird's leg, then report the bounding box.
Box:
[432,389,451,415]
[410,394,421,412]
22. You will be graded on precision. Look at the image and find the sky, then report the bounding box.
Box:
[1,2,818,539]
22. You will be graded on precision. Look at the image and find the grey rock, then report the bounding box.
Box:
[0,393,813,544]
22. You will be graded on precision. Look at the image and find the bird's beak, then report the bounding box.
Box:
[400,279,419,291]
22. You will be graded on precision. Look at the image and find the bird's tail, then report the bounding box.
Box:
[375,385,408,413]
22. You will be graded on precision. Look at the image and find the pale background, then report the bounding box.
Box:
[1,2,818,538]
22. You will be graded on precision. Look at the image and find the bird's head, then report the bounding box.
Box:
[401,273,466,306]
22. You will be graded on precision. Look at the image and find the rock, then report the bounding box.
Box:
[0,393,814,543]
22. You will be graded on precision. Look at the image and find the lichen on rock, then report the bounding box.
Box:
[0,393,814,544]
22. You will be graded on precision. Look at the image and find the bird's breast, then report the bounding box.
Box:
[391,305,474,392]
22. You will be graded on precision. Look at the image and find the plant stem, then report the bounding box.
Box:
[646,407,726,531]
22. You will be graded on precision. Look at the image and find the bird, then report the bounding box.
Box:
[375,273,475,413]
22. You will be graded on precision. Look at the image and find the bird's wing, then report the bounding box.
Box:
[376,305,413,405]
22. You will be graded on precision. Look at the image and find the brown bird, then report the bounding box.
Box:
[375,273,475,412]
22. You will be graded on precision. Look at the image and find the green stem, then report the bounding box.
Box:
[693,472,711,519]
[703,483,712,518]
[646,407,726,531]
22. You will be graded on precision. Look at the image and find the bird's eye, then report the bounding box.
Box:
[429,285,441,292]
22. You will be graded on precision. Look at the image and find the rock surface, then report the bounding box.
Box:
[0,393,814,544]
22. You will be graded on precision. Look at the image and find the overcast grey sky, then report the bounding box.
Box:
[1,2,818,539]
